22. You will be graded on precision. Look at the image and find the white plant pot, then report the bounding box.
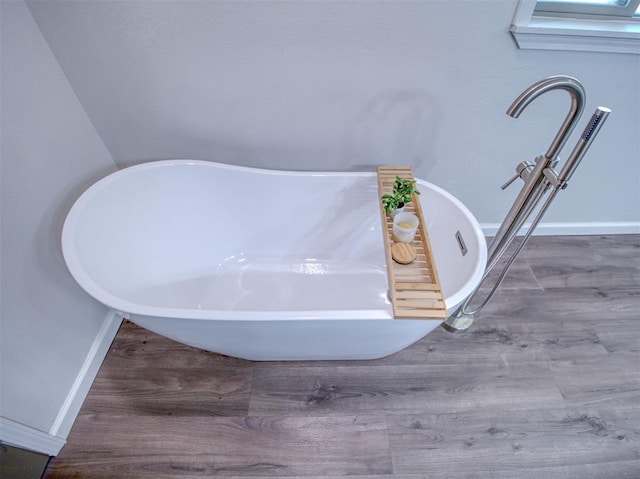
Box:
[390,205,405,218]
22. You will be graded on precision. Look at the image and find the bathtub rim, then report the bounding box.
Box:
[61,159,487,322]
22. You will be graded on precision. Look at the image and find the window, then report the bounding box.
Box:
[535,0,640,18]
[511,0,640,54]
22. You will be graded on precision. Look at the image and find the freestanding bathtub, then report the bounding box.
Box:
[62,160,486,360]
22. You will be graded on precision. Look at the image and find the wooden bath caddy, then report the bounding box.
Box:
[376,166,447,320]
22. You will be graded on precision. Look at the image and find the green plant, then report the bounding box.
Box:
[381,176,421,214]
[393,176,420,205]
[381,193,402,214]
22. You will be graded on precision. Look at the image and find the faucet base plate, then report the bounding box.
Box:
[441,311,475,333]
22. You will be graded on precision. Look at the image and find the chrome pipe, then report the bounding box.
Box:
[485,154,548,267]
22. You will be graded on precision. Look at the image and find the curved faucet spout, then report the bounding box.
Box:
[506,75,585,161]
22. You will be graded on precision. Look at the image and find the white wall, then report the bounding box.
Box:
[26,0,640,232]
[1,0,119,455]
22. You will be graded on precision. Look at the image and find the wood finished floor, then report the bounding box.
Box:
[44,235,640,478]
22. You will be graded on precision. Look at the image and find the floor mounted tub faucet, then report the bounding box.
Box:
[443,75,610,333]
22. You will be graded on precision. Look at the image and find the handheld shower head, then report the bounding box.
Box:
[557,106,612,187]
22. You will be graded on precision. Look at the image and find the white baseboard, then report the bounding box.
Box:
[0,417,65,457]
[481,221,640,237]
[50,310,123,440]
[0,310,122,456]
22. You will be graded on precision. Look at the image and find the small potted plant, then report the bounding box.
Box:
[381,192,403,216]
[382,176,421,216]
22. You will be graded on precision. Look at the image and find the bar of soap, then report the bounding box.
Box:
[391,242,417,264]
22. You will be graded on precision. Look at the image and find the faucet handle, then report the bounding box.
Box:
[501,161,534,190]
[501,173,520,190]
[500,173,520,190]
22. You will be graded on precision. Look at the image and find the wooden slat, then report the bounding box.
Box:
[394,309,449,319]
[395,300,446,310]
[394,282,440,291]
[377,166,446,321]
[395,290,443,300]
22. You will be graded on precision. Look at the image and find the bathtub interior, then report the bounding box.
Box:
[63,161,485,319]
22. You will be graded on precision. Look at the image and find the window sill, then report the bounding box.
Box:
[511,1,640,54]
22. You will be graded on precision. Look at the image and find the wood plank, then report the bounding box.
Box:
[394,299,446,309]
[395,282,441,291]
[249,362,565,417]
[491,461,640,479]
[596,318,640,355]
[80,321,254,417]
[549,354,640,408]
[394,309,448,319]
[48,415,391,478]
[387,407,640,476]
[83,366,253,417]
[395,290,443,299]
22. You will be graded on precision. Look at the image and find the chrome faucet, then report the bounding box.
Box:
[488,76,585,271]
[443,76,611,333]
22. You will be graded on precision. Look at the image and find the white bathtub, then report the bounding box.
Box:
[62,160,486,360]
